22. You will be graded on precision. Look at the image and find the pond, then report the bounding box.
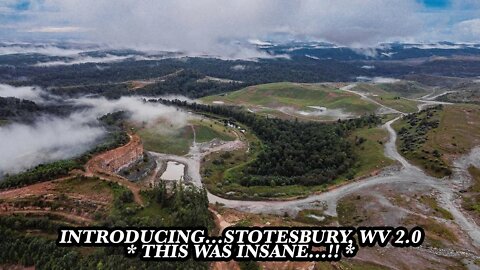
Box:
[160,161,185,181]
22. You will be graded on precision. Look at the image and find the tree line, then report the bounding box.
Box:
[152,99,381,186]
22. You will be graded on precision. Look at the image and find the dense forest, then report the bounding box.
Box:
[47,69,244,99]
[153,99,381,186]
[0,111,129,189]
[0,184,212,270]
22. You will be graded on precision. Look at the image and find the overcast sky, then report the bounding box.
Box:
[1,0,479,55]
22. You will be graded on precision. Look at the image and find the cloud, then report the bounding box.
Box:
[0,113,105,176]
[6,0,426,56]
[23,26,89,33]
[33,54,131,67]
[0,44,87,56]
[0,84,192,176]
[454,19,480,40]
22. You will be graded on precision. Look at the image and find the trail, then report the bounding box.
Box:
[159,84,480,249]
[340,84,402,114]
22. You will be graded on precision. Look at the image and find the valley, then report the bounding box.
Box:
[1,42,480,269]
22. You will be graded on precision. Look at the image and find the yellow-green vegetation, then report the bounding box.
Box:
[337,195,369,226]
[0,119,8,126]
[353,83,421,113]
[405,215,457,248]
[468,166,480,192]
[462,166,480,217]
[191,118,235,143]
[418,195,454,220]
[55,177,114,200]
[394,104,480,177]
[138,125,193,155]
[201,82,379,119]
[137,116,236,155]
[348,126,395,178]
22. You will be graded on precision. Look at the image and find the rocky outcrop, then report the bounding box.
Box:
[88,134,144,174]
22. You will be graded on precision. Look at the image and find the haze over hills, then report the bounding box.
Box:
[1,1,480,269]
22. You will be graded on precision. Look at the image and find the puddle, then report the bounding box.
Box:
[296,106,352,119]
[160,161,185,181]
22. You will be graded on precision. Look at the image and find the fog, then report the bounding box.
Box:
[0,113,104,176]
[34,54,132,67]
[17,0,424,58]
[0,44,88,56]
[0,84,46,101]
[0,86,190,177]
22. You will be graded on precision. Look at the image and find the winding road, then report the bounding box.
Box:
[149,85,480,249]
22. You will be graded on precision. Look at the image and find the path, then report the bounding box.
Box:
[150,84,480,249]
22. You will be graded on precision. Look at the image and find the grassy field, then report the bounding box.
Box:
[348,126,395,178]
[394,104,480,177]
[138,126,194,155]
[463,166,480,219]
[201,82,379,120]
[137,116,235,155]
[191,118,236,143]
[353,83,421,113]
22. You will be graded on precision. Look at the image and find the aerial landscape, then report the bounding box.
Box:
[1,0,480,269]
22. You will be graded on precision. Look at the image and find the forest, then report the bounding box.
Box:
[0,184,212,270]
[154,99,381,186]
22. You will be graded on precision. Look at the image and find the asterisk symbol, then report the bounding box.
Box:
[345,240,356,254]
[127,244,137,254]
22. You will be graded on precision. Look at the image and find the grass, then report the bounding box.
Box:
[353,83,420,113]
[462,166,480,217]
[428,104,480,155]
[418,195,454,220]
[203,122,394,199]
[201,82,378,119]
[191,118,235,143]
[404,215,457,247]
[468,166,480,192]
[348,126,395,178]
[55,177,114,199]
[138,125,193,155]
[394,104,480,177]
[0,119,8,126]
[336,195,369,226]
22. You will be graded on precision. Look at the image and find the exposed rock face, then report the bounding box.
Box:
[89,134,144,174]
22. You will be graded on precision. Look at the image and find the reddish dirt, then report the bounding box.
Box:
[85,134,145,206]
[0,176,75,200]
[86,134,143,174]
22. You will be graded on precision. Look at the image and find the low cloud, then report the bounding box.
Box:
[0,84,46,101]
[0,113,105,176]
[23,26,89,33]
[0,44,88,56]
[11,0,425,57]
[0,87,191,176]
[34,54,131,67]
